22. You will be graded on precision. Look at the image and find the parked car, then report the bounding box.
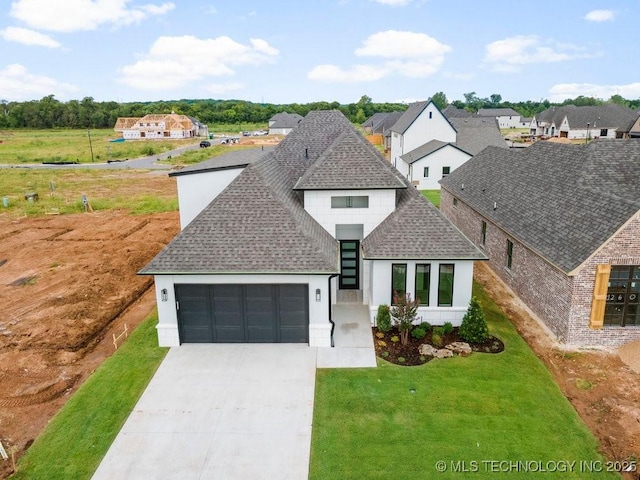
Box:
[242,131,251,136]
[253,130,268,136]
[199,140,211,148]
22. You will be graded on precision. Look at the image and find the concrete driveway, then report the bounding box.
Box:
[92,344,317,480]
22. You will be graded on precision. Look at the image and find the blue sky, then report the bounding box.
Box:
[0,0,638,105]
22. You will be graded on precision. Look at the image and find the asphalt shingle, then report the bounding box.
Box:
[440,139,640,273]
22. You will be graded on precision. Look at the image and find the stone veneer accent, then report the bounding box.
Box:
[441,188,640,347]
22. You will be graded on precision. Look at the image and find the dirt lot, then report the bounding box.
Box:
[0,166,638,478]
[0,172,179,478]
[475,262,640,479]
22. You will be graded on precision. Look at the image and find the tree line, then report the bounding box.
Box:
[0,92,638,129]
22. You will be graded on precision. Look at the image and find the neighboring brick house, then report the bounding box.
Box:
[440,140,640,347]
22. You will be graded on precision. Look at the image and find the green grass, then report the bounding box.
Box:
[0,169,177,217]
[309,282,617,479]
[12,312,168,480]
[0,129,198,164]
[421,189,440,208]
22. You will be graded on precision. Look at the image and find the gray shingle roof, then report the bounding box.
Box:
[535,104,637,130]
[400,140,467,164]
[442,105,474,119]
[390,100,430,134]
[294,130,406,190]
[363,111,404,134]
[478,108,520,117]
[363,183,486,260]
[440,139,640,273]
[142,109,485,275]
[449,117,508,155]
[269,112,303,129]
[169,147,274,177]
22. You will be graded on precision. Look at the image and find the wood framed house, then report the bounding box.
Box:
[440,139,640,347]
[114,113,205,140]
[140,110,485,348]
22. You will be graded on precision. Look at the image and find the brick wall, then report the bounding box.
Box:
[567,213,640,346]
[442,189,640,347]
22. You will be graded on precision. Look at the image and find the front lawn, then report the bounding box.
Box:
[12,312,168,480]
[310,283,617,479]
[421,189,440,208]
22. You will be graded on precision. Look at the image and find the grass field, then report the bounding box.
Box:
[421,189,440,208]
[0,169,177,216]
[0,129,199,164]
[309,282,617,479]
[11,312,168,480]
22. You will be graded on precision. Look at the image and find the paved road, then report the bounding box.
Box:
[0,140,220,170]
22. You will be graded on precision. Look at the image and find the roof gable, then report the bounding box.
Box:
[294,130,406,190]
[449,117,508,155]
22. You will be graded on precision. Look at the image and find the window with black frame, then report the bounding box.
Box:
[604,266,640,327]
[391,264,407,304]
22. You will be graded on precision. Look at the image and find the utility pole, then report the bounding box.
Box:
[87,128,95,163]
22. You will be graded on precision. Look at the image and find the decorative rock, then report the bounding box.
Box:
[434,348,454,359]
[418,344,438,356]
[445,342,472,357]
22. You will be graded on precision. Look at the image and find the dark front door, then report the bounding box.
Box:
[339,240,359,289]
[175,284,309,343]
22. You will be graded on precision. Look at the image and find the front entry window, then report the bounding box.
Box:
[605,266,640,327]
[339,240,359,289]
[415,264,430,305]
[391,264,407,304]
[438,264,454,307]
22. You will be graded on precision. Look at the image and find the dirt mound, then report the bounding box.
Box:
[0,209,179,478]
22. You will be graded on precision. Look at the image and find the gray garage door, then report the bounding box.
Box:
[175,284,309,343]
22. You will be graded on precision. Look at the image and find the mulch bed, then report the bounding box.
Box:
[373,326,504,366]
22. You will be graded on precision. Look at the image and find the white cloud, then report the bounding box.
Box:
[369,0,411,5]
[584,9,614,22]
[309,30,450,83]
[10,0,175,33]
[355,30,451,59]
[484,35,598,73]
[0,64,78,100]
[307,64,388,83]
[548,82,640,102]
[118,35,279,90]
[0,26,61,48]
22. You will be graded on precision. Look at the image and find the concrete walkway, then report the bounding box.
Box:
[92,344,318,480]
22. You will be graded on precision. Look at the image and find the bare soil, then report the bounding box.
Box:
[475,262,640,479]
[0,173,179,478]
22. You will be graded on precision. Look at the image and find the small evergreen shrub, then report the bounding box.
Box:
[397,357,406,364]
[459,296,489,343]
[411,327,426,340]
[432,327,445,347]
[376,304,392,333]
[382,351,390,358]
[443,322,454,335]
[419,321,431,332]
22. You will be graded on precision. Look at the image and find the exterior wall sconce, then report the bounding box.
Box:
[315,288,321,302]
[161,288,168,302]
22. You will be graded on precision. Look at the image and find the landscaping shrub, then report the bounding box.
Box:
[432,326,445,347]
[419,321,431,332]
[390,293,420,345]
[411,327,426,340]
[459,296,489,343]
[390,335,400,343]
[376,304,392,333]
[443,322,453,335]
